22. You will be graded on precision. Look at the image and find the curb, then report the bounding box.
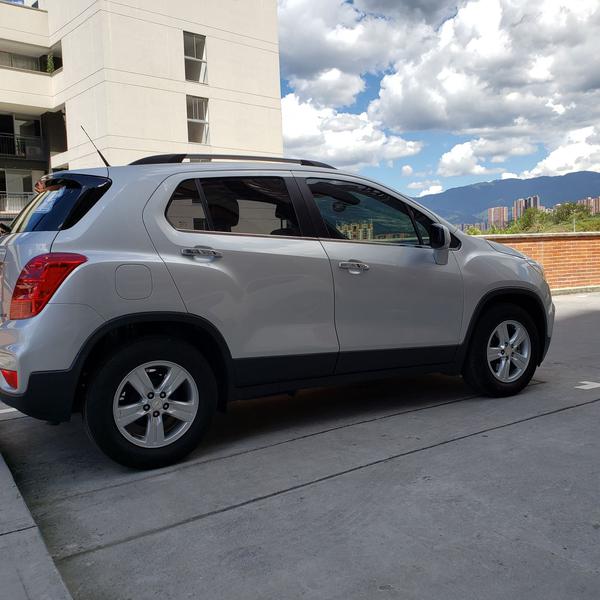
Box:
[0,453,72,600]
[550,285,600,296]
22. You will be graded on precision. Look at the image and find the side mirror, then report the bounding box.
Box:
[430,223,451,265]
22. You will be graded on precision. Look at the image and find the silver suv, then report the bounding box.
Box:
[0,155,554,468]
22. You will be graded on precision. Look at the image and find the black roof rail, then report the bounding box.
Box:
[128,154,336,169]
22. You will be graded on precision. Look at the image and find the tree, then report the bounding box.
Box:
[552,202,590,225]
[465,226,483,235]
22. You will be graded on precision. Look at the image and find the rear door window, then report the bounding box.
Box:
[202,177,301,237]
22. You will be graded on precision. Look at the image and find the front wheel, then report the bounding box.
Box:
[462,303,539,397]
[84,337,217,469]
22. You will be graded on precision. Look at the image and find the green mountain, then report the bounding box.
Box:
[416,171,600,224]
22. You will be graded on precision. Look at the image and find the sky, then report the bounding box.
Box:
[277,0,600,197]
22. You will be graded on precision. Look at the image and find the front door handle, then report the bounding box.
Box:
[339,260,370,273]
[181,246,222,258]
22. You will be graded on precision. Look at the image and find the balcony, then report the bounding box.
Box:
[0,133,45,161]
[0,191,33,217]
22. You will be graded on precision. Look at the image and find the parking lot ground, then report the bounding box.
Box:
[1,292,600,600]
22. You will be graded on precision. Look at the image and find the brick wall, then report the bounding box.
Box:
[483,232,600,291]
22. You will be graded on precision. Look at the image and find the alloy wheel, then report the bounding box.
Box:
[486,319,531,383]
[112,361,199,448]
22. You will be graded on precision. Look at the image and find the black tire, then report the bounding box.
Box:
[462,303,539,397]
[84,336,217,469]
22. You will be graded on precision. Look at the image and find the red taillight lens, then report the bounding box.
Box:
[9,253,87,320]
[1,369,18,389]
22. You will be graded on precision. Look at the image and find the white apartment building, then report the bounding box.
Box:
[0,0,283,218]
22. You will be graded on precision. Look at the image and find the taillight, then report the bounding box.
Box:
[10,253,87,320]
[1,369,18,389]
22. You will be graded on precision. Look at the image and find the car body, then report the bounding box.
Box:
[0,155,554,467]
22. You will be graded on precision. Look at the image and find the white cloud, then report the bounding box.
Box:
[501,172,518,179]
[521,127,600,178]
[367,0,600,144]
[401,164,413,176]
[438,142,492,177]
[289,69,365,108]
[282,93,422,170]
[419,184,444,197]
[407,179,440,190]
[353,0,458,25]
[437,137,537,176]
[278,0,431,113]
[278,0,410,79]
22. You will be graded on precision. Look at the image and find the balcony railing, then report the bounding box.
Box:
[0,133,45,161]
[0,192,34,215]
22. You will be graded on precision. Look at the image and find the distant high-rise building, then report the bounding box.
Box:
[513,195,541,220]
[338,221,374,240]
[487,206,509,229]
[577,196,600,214]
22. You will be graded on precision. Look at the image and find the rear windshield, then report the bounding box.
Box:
[9,174,111,234]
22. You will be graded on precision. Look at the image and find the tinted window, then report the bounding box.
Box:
[307,179,420,245]
[9,175,111,233]
[412,210,432,245]
[201,177,300,236]
[166,180,208,231]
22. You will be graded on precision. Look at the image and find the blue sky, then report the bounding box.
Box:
[277,0,600,197]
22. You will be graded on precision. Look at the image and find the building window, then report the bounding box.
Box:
[187,95,209,144]
[184,32,207,84]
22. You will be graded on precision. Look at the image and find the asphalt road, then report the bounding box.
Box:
[1,293,599,599]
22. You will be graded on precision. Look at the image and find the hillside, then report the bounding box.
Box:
[416,171,600,224]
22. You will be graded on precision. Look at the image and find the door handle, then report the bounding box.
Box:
[181,246,222,258]
[339,260,370,272]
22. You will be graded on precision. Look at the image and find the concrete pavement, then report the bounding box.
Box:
[1,292,599,599]
[0,451,72,600]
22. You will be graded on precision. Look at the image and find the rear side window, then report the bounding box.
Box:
[166,177,301,237]
[9,175,111,234]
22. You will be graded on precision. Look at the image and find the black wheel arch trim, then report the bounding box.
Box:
[13,312,236,422]
[457,287,549,368]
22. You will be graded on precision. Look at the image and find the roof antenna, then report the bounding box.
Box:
[81,125,110,167]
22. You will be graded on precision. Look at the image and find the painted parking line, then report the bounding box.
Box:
[0,407,18,414]
[575,381,600,390]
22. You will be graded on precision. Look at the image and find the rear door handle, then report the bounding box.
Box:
[339,260,370,272]
[181,246,222,258]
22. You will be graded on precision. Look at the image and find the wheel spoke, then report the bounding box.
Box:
[510,326,527,348]
[511,351,529,371]
[496,322,510,345]
[144,415,165,445]
[487,346,502,362]
[497,357,511,381]
[165,400,196,423]
[158,365,188,397]
[126,367,155,398]
[116,402,146,427]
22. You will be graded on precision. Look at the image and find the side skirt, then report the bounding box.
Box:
[231,346,461,401]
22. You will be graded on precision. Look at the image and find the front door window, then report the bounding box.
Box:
[307,178,421,245]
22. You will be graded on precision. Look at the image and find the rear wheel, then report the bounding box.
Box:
[463,303,539,397]
[84,337,216,469]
